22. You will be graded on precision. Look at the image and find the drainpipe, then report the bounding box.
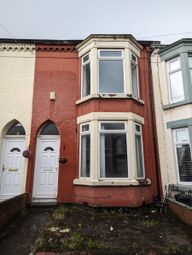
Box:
[146,45,163,201]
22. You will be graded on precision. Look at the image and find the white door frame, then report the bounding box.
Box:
[0,136,25,196]
[32,135,60,200]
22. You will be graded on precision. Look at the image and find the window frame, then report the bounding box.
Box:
[97,49,126,94]
[79,122,91,179]
[172,127,192,185]
[134,123,145,179]
[188,53,192,84]
[131,52,140,98]
[81,53,91,98]
[98,120,129,179]
[166,56,185,103]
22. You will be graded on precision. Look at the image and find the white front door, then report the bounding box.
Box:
[33,137,60,199]
[0,138,25,196]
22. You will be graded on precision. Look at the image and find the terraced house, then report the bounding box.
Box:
[0,35,161,206]
[152,39,192,195]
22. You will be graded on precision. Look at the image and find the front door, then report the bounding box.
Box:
[33,137,60,200]
[0,138,25,196]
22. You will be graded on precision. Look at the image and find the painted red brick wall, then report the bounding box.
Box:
[26,45,79,202]
[74,47,159,207]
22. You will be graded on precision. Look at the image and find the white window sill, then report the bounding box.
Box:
[76,94,144,105]
[73,178,151,186]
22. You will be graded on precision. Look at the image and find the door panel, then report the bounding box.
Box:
[33,138,60,199]
[0,139,25,195]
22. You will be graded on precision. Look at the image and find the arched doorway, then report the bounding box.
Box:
[0,122,26,197]
[32,122,60,202]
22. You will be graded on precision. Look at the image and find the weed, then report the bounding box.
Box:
[52,206,68,223]
[68,232,83,250]
[87,239,103,251]
[143,219,159,227]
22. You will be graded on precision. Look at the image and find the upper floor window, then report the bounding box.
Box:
[131,53,139,98]
[81,54,91,97]
[166,57,185,103]
[98,50,124,94]
[188,53,192,83]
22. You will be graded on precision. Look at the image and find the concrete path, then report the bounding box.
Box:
[0,207,53,255]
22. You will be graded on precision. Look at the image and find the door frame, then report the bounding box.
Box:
[0,136,25,196]
[32,135,60,200]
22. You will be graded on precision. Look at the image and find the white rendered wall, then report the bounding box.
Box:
[0,44,35,193]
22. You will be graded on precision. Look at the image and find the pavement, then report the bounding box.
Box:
[0,206,53,255]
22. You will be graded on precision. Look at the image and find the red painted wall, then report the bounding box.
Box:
[26,44,160,207]
[74,47,159,207]
[26,45,79,202]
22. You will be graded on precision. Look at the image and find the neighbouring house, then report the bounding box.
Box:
[0,35,161,207]
[0,40,35,200]
[151,39,192,195]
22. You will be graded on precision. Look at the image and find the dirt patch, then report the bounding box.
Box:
[32,205,192,255]
[0,207,53,255]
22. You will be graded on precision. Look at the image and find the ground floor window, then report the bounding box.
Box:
[173,128,192,183]
[80,123,90,178]
[100,122,128,178]
[78,114,145,183]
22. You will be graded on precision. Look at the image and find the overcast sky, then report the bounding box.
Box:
[0,0,192,44]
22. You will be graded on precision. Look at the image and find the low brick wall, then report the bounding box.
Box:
[167,198,192,226]
[0,193,28,231]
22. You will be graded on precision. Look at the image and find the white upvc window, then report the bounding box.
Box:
[98,50,125,94]
[131,53,140,98]
[173,128,192,183]
[80,123,90,178]
[135,123,145,178]
[99,121,128,178]
[81,53,91,97]
[188,53,192,84]
[166,57,185,103]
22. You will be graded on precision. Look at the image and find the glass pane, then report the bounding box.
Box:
[131,62,138,97]
[170,71,184,101]
[101,123,125,130]
[6,123,26,135]
[40,123,59,135]
[131,54,137,62]
[82,63,90,97]
[82,124,89,132]
[99,60,124,93]
[83,54,89,63]
[190,69,192,84]
[100,133,128,178]
[135,124,141,133]
[188,57,192,68]
[135,134,144,178]
[169,58,180,71]
[100,51,122,58]
[81,134,90,177]
[177,144,192,182]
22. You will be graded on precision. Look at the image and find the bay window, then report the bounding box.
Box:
[80,123,90,178]
[131,53,139,98]
[100,122,128,178]
[98,50,124,93]
[166,57,184,103]
[82,54,91,97]
[173,128,192,183]
[135,123,145,178]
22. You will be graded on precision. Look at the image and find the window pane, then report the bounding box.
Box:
[100,133,128,178]
[169,71,184,101]
[99,60,124,93]
[83,55,89,63]
[101,123,125,130]
[81,134,90,177]
[176,144,192,182]
[82,63,90,97]
[188,57,192,68]
[169,58,180,71]
[6,123,26,135]
[190,69,192,84]
[131,62,139,97]
[40,123,59,135]
[82,124,89,132]
[135,124,141,133]
[100,51,122,57]
[131,54,137,62]
[135,134,144,178]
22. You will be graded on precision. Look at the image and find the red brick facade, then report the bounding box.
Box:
[26,40,161,207]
